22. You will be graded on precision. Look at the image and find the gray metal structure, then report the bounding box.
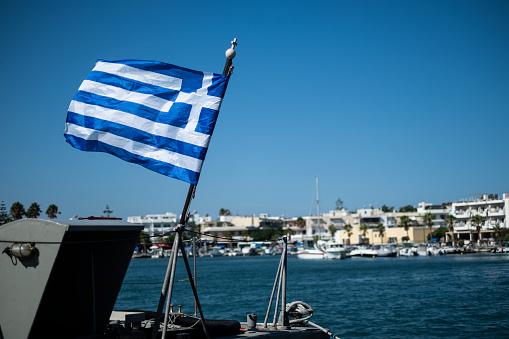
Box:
[0,219,143,339]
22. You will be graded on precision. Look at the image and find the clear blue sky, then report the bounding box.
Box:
[1,0,508,220]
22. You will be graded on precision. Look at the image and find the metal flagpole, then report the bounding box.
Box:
[151,39,237,339]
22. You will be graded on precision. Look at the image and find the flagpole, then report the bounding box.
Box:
[151,39,237,339]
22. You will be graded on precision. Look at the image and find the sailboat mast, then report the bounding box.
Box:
[316,177,320,237]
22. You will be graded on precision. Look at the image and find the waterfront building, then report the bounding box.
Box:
[451,193,509,244]
[201,214,284,244]
[127,212,177,238]
[417,201,451,228]
[127,212,204,238]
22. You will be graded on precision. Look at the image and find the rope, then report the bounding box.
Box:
[285,301,341,339]
[286,301,314,323]
[304,320,341,339]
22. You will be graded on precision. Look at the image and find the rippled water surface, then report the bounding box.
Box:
[115,254,509,338]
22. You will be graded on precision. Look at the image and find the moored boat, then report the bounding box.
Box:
[349,246,378,257]
[375,244,398,257]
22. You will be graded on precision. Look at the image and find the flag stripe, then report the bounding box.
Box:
[93,60,183,91]
[69,100,211,148]
[86,71,181,100]
[65,112,208,160]
[65,123,203,172]
[79,79,175,113]
[65,134,199,184]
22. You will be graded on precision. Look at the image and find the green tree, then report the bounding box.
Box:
[380,205,394,213]
[445,214,457,245]
[471,214,484,244]
[103,205,113,217]
[493,223,502,247]
[400,215,411,241]
[377,223,385,243]
[423,213,434,241]
[0,201,10,224]
[10,201,26,220]
[219,208,231,216]
[312,235,319,245]
[335,198,344,210]
[359,224,369,244]
[296,217,306,228]
[399,205,417,212]
[431,226,448,242]
[328,224,337,238]
[344,223,353,245]
[46,204,60,219]
[26,202,42,218]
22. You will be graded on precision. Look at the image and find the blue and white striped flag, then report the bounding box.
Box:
[64,59,229,185]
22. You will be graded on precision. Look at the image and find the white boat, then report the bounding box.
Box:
[375,244,398,257]
[442,246,457,254]
[399,247,418,256]
[297,240,347,260]
[416,244,428,256]
[321,241,347,259]
[208,246,225,257]
[349,246,378,257]
[296,246,325,259]
[427,245,445,256]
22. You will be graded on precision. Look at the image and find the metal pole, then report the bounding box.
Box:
[263,253,284,328]
[272,267,282,326]
[178,228,210,339]
[193,237,197,317]
[161,234,180,338]
[152,231,179,339]
[279,237,289,327]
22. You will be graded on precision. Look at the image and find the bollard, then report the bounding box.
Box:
[247,313,257,329]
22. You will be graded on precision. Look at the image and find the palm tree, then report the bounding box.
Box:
[471,214,484,245]
[344,223,353,245]
[377,223,385,244]
[103,205,113,217]
[0,201,10,224]
[423,213,434,241]
[328,224,337,238]
[296,217,306,228]
[46,204,60,219]
[400,215,411,241]
[312,235,319,245]
[445,214,457,245]
[493,223,502,247]
[10,202,25,220]
[26,203,42,218]
[219,208,231,216]
[359,224,369,244]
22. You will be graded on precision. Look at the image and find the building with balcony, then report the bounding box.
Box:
[127,212,204,238]
[451,193,508,243]
[417,201,451,228]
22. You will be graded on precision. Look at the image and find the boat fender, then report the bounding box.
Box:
[175,315,241,337]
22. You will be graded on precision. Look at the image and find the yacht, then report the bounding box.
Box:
[399,247,418,256]
[349,246,378,257]
[375,244,398,257]
[322,241,348,259]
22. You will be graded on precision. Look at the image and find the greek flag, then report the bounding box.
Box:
[64,59,229,185]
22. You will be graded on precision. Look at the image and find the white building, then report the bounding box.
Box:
[127,212,204,238]
[417,201,451,228]
[452,193,509,242]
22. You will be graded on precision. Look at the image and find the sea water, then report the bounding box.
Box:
[115,254,509,338]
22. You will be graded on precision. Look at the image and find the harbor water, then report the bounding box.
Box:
[115,254,509,338]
